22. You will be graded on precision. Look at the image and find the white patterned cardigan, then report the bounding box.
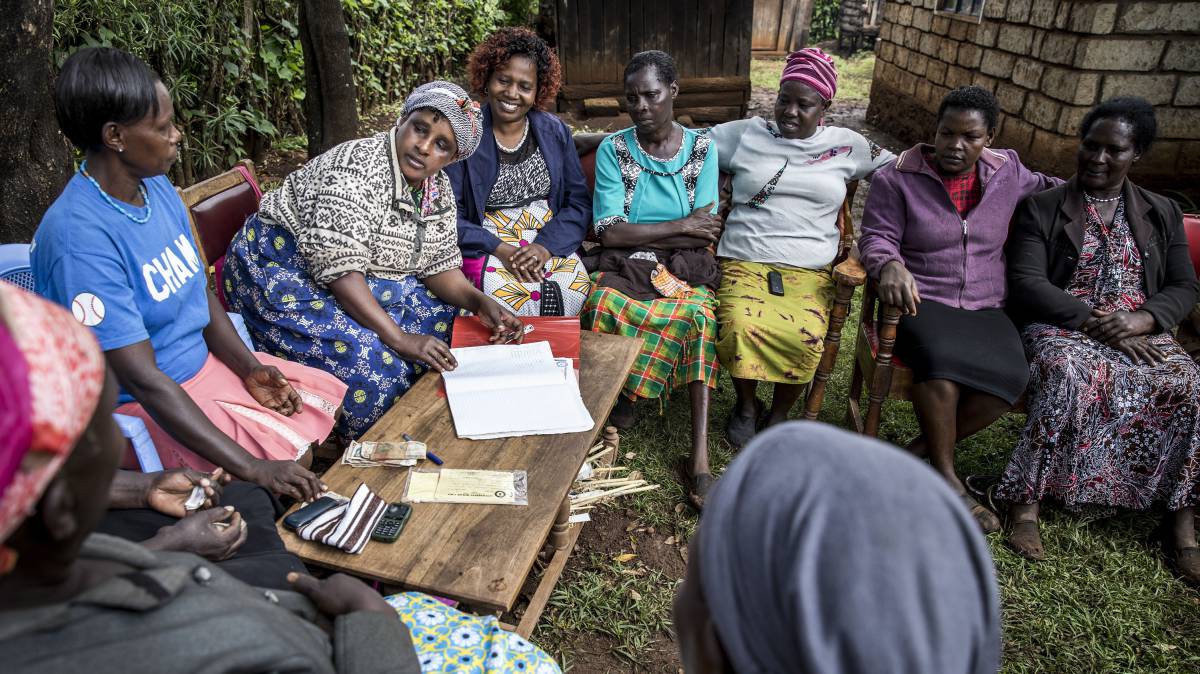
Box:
[258,129,462,286]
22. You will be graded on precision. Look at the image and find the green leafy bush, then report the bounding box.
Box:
[53,0,503,183]
[809,0,841,43]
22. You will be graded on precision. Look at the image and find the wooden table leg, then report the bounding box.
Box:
[514,426,622,638]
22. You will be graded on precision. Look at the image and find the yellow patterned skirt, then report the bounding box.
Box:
[715,259,835,384]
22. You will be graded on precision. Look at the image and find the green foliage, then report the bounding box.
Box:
[751,53,875,101]
[809,0,842,43]
[53,0,503,182]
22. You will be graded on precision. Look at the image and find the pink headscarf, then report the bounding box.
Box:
[0,284,105,572]
[781,48,838,102]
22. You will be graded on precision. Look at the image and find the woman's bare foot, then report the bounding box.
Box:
[1006,502,1044,560]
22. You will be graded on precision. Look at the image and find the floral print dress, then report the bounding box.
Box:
[997,198,1200,512]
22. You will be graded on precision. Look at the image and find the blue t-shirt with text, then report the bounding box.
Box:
[33,173,211,402]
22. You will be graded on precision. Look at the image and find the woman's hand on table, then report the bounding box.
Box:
[677,202,722,243]
[146,467,229,517]
[146,506,248,561]
[244,364,303,416]
[287,572,396,617]
[388,333,458,372]
[248,459,324,502]
[475,297,524,343]
[1112,335,1167,366]
[509,243,551,282]
[879,261,921,315]
[1082,309,1155,344]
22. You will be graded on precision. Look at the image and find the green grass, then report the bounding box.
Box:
[536,293,1200,672]
[750,52,876,101]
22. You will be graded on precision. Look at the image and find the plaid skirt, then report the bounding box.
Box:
[225,215,458,438]
[581,273,719,400]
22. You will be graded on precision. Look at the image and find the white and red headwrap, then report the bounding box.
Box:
[781,47,838,102]
[0,283,105,571]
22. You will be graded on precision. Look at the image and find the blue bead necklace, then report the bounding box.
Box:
[79,160,152,224]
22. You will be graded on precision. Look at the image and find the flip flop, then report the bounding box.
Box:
[964,474,1000,504]
[961,492,1001,534]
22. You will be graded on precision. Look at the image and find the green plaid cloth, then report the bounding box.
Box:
[581,274,720,400]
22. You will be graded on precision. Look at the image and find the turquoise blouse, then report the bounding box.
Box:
[592,125,719,234]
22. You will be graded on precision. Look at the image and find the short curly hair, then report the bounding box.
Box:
[1080,96,1157,154]
[467,27,562,111]
[937,85,1000,131]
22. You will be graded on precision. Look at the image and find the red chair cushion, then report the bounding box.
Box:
[191,181,259,264]
[1184,214,1200,276]
[579,148,599,244]
[861,318,910,370]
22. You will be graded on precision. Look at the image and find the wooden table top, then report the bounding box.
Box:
[281,330,640,611]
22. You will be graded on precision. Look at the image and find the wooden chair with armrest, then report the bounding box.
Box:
[176,159,263,307]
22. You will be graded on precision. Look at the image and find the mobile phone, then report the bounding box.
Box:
[767,270,785,297]
[371,503,412,543]
[283,496,341,531]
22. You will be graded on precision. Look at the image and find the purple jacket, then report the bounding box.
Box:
[859,145,1060,310]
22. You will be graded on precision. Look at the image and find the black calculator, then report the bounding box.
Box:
[371,503,412,543]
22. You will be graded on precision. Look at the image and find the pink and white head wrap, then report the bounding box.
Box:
[781,48,838,102]
[0,284,105,573]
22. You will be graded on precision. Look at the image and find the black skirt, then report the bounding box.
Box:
[893,300,1028,404]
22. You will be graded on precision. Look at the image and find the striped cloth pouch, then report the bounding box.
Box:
[297,482,387,554]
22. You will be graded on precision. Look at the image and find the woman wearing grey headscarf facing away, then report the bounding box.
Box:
[674,422,1001,673]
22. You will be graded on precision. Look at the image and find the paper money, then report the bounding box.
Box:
[184,485,206,511]
[342,440,427,468]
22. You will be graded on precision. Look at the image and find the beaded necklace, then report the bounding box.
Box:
[1084,191,1121,203]
[495,118,530,153]
[79,160,152,224]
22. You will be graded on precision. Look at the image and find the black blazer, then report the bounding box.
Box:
[1006,177,1198,331]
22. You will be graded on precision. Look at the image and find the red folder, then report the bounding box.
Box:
[450,316,582,371]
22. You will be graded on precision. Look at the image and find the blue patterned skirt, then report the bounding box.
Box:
[225,215,457,437]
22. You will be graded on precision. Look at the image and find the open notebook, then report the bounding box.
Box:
[441,341,595,439]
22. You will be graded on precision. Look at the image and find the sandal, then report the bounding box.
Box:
[725,399,763,448]
[961,492,1001,534]
[964,474,1000,504]
[1005,519,1045,561]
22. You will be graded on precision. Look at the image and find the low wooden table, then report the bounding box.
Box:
[281,331,640,636]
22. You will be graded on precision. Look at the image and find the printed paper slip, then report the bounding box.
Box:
[404,469,528,505]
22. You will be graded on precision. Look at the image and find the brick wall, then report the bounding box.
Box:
[866,0,1200,189]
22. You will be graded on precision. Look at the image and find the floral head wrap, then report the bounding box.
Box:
[0,284,105,572]
[781,47,838,102]
[400,81,484,162]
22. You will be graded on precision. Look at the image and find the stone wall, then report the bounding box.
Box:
[866,0,1200,189]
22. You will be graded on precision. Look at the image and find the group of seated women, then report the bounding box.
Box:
[24,30,1200,590]
[0,281,1003,672]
